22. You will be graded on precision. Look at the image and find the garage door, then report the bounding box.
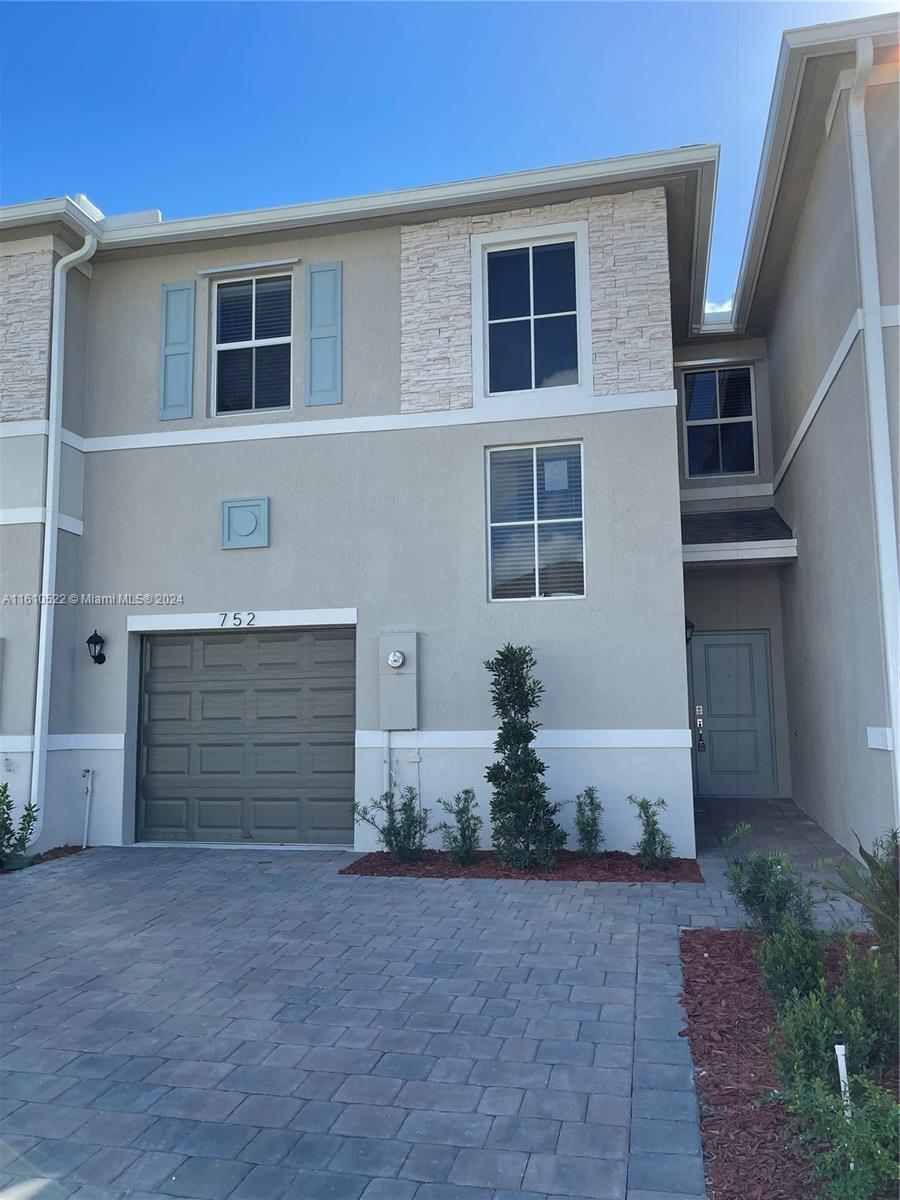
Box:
[137,627,355,844]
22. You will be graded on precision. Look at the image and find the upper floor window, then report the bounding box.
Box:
[215,275,291,413]
[683,366,756,476]
[488,442,584,600]
[472,223,590,401]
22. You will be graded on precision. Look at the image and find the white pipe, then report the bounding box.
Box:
[382,729,392,795]
[29,234,98,841]
[81,767,93,849]
[834,1042,854,1169]
[848,37,900,823]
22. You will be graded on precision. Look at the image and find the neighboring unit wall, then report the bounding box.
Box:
[682,565,792,795]
[766,93,894,853]
[0,247,53,421]
[400,189,673,412]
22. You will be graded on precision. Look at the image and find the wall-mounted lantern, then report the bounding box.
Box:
[86,630,106,665]
[685,618,695,644]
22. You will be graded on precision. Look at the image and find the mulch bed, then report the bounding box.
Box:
[341,848,703,883]
[679,928,815,1200]
[0,844,86,873]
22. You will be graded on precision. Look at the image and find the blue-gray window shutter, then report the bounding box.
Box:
[159,281,195,420]
[306,262,342,406]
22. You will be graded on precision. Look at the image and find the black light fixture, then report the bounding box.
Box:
[86,630,106,665]
[685,618,695,644]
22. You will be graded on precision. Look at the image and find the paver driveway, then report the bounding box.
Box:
[0,846,739,1200]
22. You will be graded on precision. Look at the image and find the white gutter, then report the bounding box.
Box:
[847,36,900,823]
[29,234,98,840]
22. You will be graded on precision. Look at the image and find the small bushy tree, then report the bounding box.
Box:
[628,795,674,869]
[0,783,39,862]
[574,786,604,856]
[755,917,826,1010]
[353,787,430,863]
[725,823,813,932]
[484,644,566,871]
[438,789,482,867]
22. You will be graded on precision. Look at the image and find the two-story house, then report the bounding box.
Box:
[1,13,897,860]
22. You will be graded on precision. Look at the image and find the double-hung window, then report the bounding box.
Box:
[474,224,590,399]
[215,275,292,413]
[488,443,584,600]
[683,366,756,476]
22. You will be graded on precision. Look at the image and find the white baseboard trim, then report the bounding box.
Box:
[355,729,692,750]
[0,733,125,753]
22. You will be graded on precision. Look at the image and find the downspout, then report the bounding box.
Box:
[847,36,900,823]
[29,234,98,840]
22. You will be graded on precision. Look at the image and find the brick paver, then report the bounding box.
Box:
[0,799,858,1199]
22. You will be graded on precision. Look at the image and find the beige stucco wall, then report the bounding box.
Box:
[767,99,862,470]
[0,247,53,422]
[84,226,401,436]
[0,523,41,734]
[867,80,899,308]
[400,189,673,412]
[682,565,792,795]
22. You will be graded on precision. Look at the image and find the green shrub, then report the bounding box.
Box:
[484,645,566,871]
[354,787,430,863]
[756,918,826,1010]
[838,938,899,1081]
[724,825,813,933]
[825,829,899,957]
[437,789,483,867]
[785,1074,899,1200]
[574,786,604,856]
[774,980,875,1092]
[628,795,673,870]
[0,783,39,861]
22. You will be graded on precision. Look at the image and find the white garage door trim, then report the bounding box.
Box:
[127,607,357,633]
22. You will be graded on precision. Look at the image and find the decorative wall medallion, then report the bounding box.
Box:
[221,498,269,549]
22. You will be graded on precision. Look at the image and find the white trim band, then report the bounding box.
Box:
[356,729,692,750]
[0,508,83,536]
[0,734,125,753]
[683,539,798,564]
[68,390,675,455]
[126,607,358,632]
[867,726,894,752]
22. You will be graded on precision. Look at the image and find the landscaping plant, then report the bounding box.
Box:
[784,1074,899,1200]
[353,787,430,864]
[724,823,814,932]
[838,937,898,1080]
[628,795,673,870]
[0,783,39,866]
[484,644,566,871]
[824,828,899,956]
[574,786,604,856]
[755,916,826,1010]
[773,979,875,1092]
[437,789,482,868]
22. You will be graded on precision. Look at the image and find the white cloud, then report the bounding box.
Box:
[704,296,734,315]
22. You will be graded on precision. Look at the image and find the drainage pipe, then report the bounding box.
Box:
[848,37,900,823]
[29,234,98,842]
[81,767,94,849]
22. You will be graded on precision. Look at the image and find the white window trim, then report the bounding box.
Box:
[485,440,586,603]
[212,272,294,416]
[680,362,760,480]
[471,221,592,407]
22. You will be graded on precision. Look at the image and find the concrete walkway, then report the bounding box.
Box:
[0,800,858,1200]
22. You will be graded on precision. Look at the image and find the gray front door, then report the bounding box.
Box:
[138,627,355,844]
[689,630,776,797]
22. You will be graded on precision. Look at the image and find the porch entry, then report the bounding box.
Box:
[689,630,777,797]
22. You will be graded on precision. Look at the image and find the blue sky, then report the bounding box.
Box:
[0,1,894,307]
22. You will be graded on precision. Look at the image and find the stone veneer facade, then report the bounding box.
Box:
[399,188,673,413]
[1,249,54,422]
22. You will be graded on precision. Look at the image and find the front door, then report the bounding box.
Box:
[689,630,777,797]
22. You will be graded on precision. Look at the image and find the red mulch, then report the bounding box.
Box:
[0,844,86,872]
[340,848,703,883]
[680,928,816,1200]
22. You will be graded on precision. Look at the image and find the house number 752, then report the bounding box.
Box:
[219,611,256,627]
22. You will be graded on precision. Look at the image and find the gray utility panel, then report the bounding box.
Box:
[137,627,355,844]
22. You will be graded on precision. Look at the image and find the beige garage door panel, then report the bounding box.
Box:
[138,628,355,844]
